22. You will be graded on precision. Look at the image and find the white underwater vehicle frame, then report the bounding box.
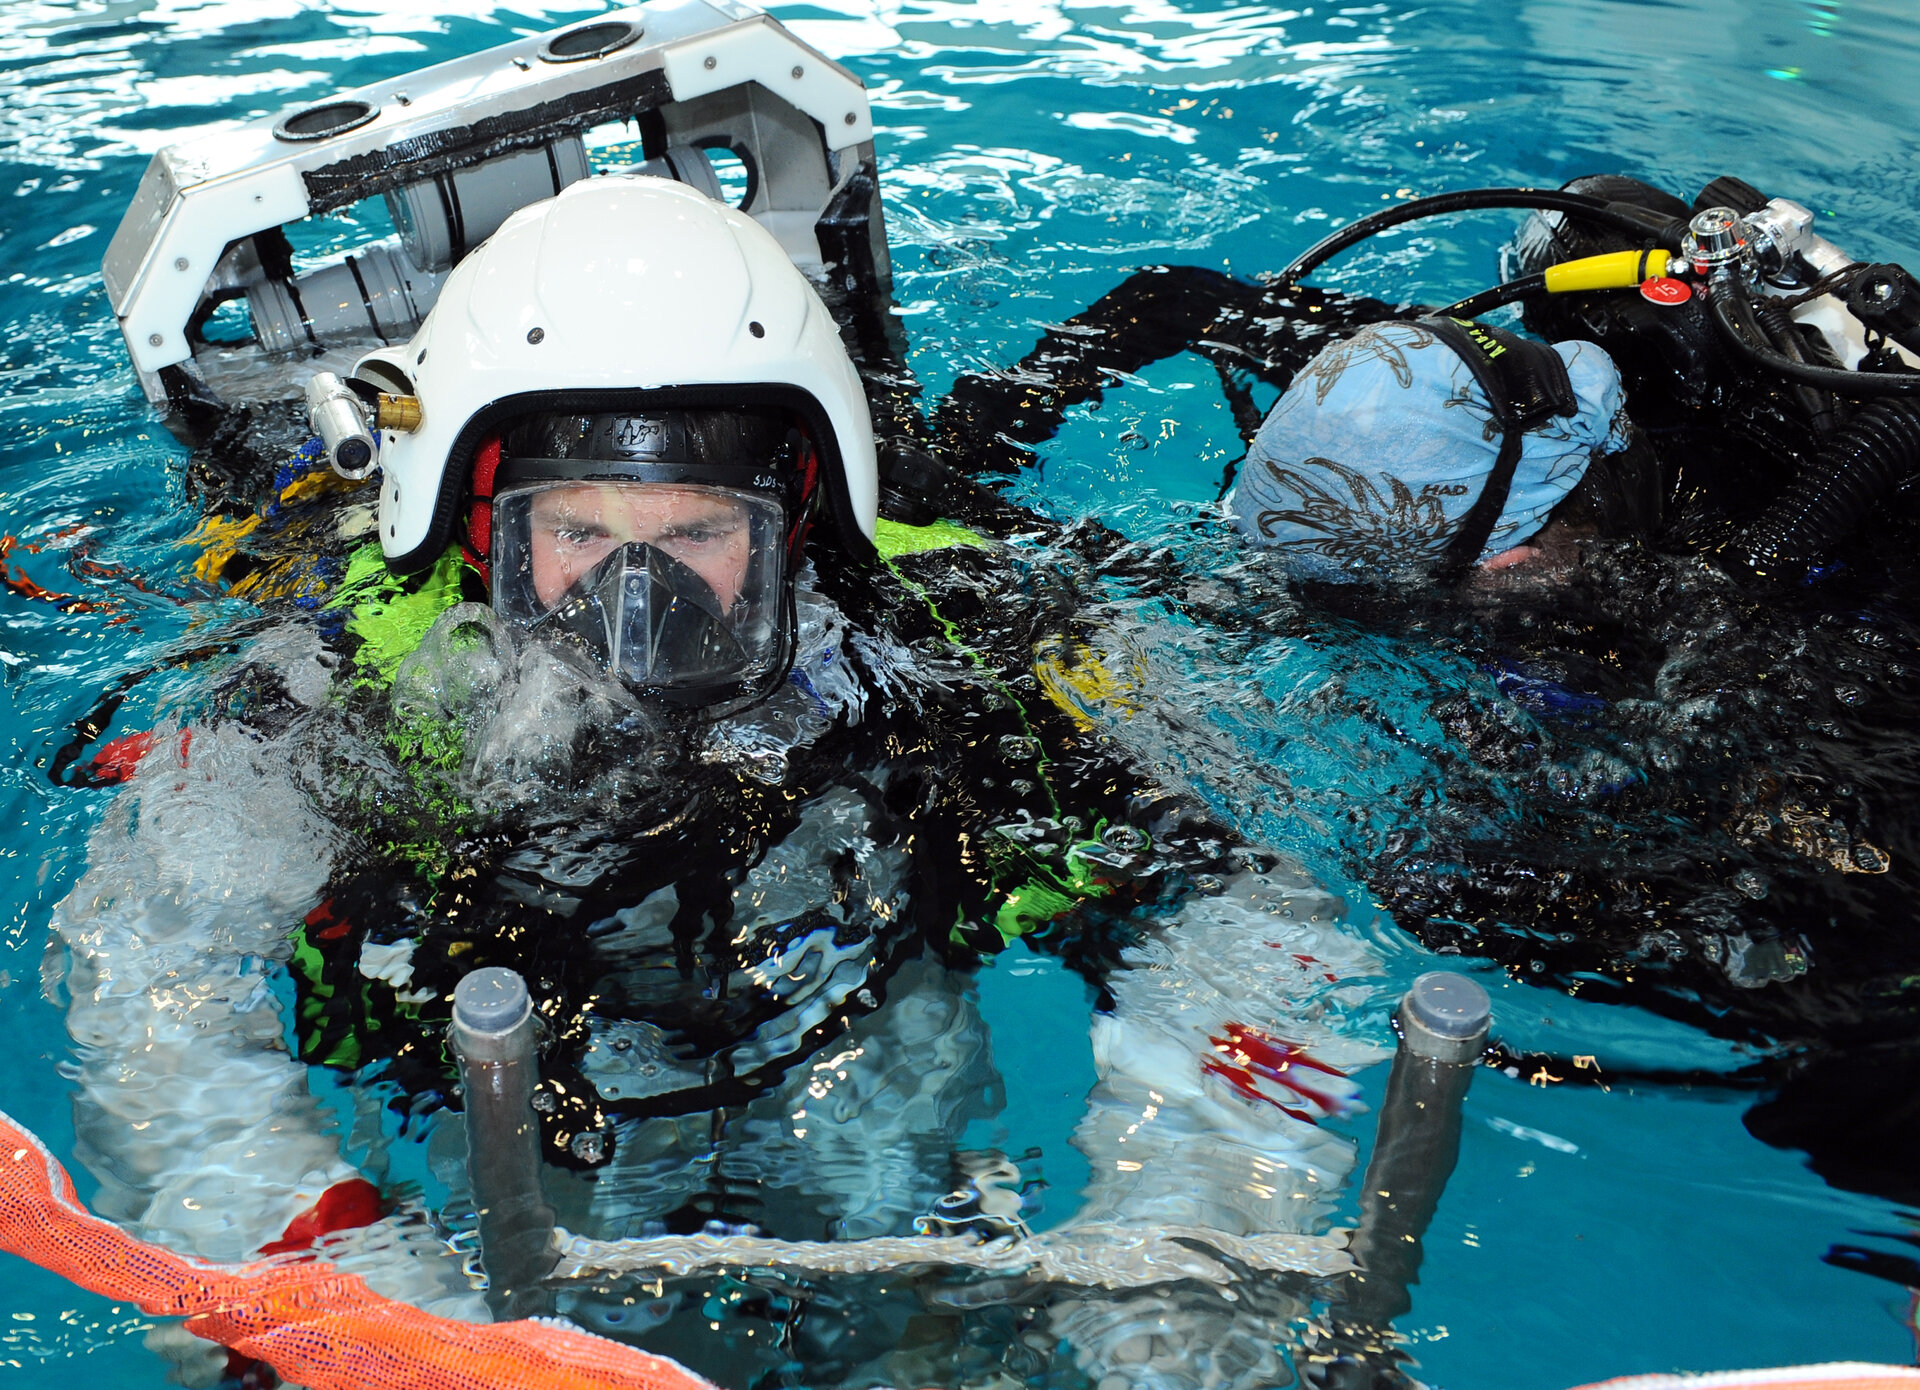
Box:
[101,0,890,428]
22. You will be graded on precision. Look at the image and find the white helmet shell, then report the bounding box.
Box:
[364,176,879,573]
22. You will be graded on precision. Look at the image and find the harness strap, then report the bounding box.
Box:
[1434,428,1527,580]
[1421,316,1578,580]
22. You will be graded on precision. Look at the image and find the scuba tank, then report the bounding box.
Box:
[1506,173,1920,575]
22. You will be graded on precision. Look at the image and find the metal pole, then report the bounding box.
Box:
[1308,971,1491,1390]
[449,966,559,1320]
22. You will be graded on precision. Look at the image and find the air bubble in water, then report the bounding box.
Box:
[998,734,1037,761]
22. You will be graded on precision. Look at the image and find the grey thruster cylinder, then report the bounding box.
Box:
[1307,972,1492,1390]
[450,967,559,1319]
[454,965,534,1041]
[1398,970,1493,1063]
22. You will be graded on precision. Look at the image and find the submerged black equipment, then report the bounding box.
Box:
[1739,400,1920,579]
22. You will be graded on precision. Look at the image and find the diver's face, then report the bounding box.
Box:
[528,484,753,609]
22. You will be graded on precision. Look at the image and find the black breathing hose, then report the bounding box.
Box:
[1737,398,1920,577]
[1440,274,1546,320]
[1278,187,1687,286]
[1750,295,1840,434]
[1708,271,1920,398]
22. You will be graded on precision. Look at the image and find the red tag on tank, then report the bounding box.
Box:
[1640,276,1692,306]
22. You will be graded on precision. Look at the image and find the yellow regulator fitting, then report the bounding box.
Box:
[1544,248,1674,294]
[375,394,424,432]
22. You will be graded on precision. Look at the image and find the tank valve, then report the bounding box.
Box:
[305,371,377,480]
[1741,198,1817,283]
[1683,206,1753,278]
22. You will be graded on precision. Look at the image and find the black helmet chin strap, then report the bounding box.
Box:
[1421,316,1579,583]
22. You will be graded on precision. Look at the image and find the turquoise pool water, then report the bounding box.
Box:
[2,0,1918,1385]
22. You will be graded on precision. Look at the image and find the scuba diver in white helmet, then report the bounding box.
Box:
[362,161,884,709]
[57,171,1387,1390]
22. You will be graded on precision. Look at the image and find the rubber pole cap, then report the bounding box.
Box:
[1399,971,1492,1063]
[454,967,533,1036]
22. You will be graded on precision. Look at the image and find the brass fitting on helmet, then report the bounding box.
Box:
[375,394,424,432]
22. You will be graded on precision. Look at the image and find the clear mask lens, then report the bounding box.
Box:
[491,482,788,700]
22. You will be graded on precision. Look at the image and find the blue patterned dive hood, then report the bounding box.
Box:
[1229,320,1631,579]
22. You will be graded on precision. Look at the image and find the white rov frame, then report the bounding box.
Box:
[101,0,887,408]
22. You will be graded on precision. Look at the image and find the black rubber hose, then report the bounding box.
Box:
[1708,271,1920,398]
[1752,294,1839,434]
[1737,398,1920,577]
[1440,273,1546,320]
[1278,188,1687,285]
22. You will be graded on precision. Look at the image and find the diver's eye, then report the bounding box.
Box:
[550,522,612,548]
[661,517,744,549]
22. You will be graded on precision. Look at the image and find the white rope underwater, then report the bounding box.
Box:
[549,1222,1353,1289]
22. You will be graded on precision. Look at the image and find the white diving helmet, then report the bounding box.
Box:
[358,176,879,709]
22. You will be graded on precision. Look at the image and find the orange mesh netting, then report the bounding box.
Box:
[1571,1366,1920,1390]
[0,1107,716,1390]
[8,1100,1911,1390]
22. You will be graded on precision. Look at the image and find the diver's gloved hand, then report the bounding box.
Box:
[141,1322,300,1389]
[144,1322,227,1389]
[876,438,1010,524]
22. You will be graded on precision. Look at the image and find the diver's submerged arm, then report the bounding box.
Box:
[1071,865,1384,1234]
[1049,864,1388,1390]
[53,718,485,1317]
[930,268,1408,480]
[933,266,1263,475]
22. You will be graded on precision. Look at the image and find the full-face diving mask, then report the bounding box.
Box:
[486,408,808,708]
